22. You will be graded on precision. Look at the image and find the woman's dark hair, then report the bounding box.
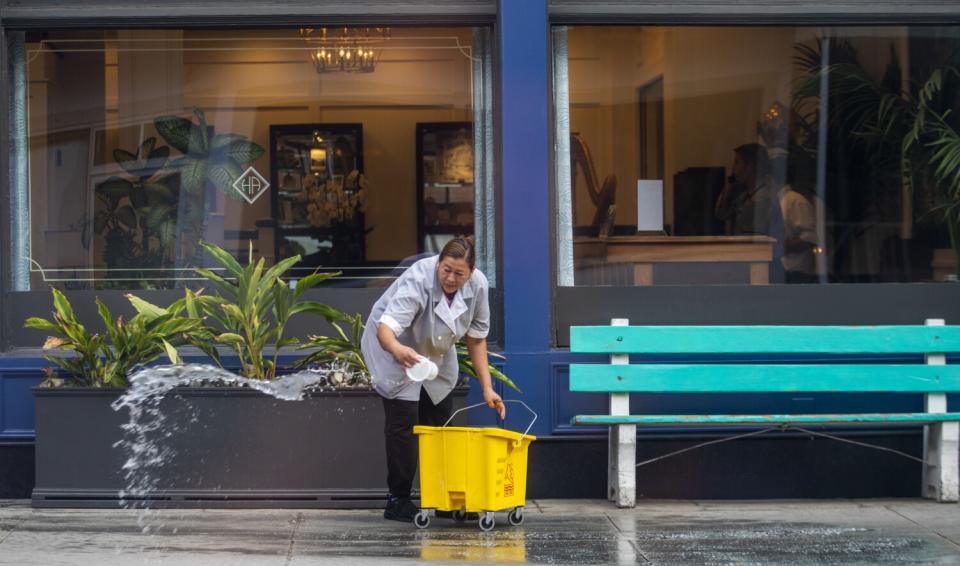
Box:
[439,236,476,270]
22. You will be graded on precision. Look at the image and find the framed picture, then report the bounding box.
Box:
[416,122,475,253]
[268,124,364,265]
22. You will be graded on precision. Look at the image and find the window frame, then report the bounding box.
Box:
[0,2,501,351]
[548,7,960,347]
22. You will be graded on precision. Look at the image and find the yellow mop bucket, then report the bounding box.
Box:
[413,400,537,531]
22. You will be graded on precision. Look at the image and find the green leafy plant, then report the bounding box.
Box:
[192,241,341,380]
[154,107,264,197]
[292,310,369,377]
[23,288,209,387]
[93,137,179,278]
[456,340,521,393]
[294,320,521,392]
[153,107,265,268]
[793,36,960,276]
[899,68,960,275]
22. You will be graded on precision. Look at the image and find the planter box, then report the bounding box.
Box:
[33,386,466,509]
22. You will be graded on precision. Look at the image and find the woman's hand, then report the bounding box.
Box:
[391,344,422,369]
[484,387,505,420]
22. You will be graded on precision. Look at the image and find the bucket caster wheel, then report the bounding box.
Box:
[452,509,467,522]
[507,507,524,526]
[478,512,495,532]
[414,510,431,529]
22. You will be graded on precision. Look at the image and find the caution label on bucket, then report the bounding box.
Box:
[503,463,515,497]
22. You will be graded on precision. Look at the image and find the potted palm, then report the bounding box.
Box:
[27,289,215,506]
[27,241,389,508]
[793,36,960,280]
[27,242,518,508]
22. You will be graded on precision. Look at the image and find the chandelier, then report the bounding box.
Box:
[300,27,390,73]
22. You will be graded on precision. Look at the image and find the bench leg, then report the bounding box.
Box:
[608,424,636,507]
[922,325,957,503]
[923,420,959,502]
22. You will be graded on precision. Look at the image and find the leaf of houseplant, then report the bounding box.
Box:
[200,241,244,278]
[207,157,243,196]
[154,116,193,153]
[272,283,291,326]
[217,140,265,164]
[143,204,171,228]
[288,301,343,319]
[173,157,209,194]
[215,332,245,345]
[150,317,202,337]
[259,255,301,294]
[24,317,61,334]
[195,268,239,300]
[211,133,248,149]
[93,210,110,235]
[188,108,209,155]
[113,149,141,176]
[116,205,137,231]
[42,336,66,350]
[53,313,86,346]
[158,221,178,246]
[456,341,522,393]
[95,299,121,347]
[194,295,231,326]
[51,288,78,324]
[183,288,201,319]
[220,304,246,325]
[141,145,171,180]
[144,182,175,203]
[126,294,169,321]
[293,271,340,300]
[459,357,522,394]
[243,257,266,315]
[139,137,156,159]
[129,185,148,209]
[161,339,181,364]
[97,177,133,203]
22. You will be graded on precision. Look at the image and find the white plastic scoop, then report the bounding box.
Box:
[405,356,439,382]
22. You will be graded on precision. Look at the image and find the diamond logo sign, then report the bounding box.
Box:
[232,166,270,204]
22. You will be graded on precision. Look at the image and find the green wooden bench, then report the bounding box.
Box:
[569,319,960,507]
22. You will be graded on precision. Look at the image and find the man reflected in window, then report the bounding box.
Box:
[715,143,786,283]
[715,143,784,238]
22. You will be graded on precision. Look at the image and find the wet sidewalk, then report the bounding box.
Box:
[2,498,960,565]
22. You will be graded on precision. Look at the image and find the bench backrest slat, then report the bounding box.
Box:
[570,326,960,355]
[568,364,960,393]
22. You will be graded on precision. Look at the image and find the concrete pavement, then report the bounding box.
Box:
[2,498,960,565]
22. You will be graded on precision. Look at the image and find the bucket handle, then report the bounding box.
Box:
[442,400,538,444]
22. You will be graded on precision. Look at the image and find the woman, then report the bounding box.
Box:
[360,237,505,523]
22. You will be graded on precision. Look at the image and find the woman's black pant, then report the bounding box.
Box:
[381,386,453,499]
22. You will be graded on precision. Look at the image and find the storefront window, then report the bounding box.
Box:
[554,26,960,286]
[10,27,494,290]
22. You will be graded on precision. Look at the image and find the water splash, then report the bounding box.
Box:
[111,362,369,534]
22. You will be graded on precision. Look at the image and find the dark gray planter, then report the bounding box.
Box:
[32,386,467,509]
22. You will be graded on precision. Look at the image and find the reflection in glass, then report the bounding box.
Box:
[557,26,960,286]
[15,28,489,290]
[418,122,475,254]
